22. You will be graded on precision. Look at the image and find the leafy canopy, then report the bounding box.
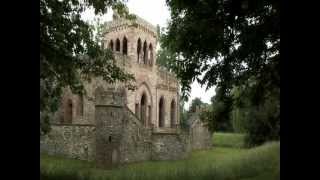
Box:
[163,0,279,145]
[163,0,279,98]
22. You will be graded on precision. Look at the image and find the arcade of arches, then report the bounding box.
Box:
[108,37,154,66]
[134,92,177,128]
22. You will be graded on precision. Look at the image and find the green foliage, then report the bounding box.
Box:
[199,108,214,132]
[231,107,249,133]
[179,112,188,130]
[40,0,135,135]
[229,77,280,146]
[230,85,251,133]
[156,47,176,71]
[188,97,203,112]
[244,91,280,147]
[212,132,245,148]
[179,99,189,130]
[40,111,51,136]
[201,88,233,132]
[163,0,280,95]
[162,0,280,143]
[41,141,280,180]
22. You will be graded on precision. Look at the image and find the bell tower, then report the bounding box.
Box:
[103,13,158,69]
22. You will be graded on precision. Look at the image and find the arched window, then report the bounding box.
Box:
[109,40,114,51]
[122,37,128,55]
[137,38,142,62]
[140,93,147,125]
[158,97,165,127]
[116,38,120,51]
[143,41,148,64]
[170,100,176,128]
[149,43,153,66]
[64,99,73,123]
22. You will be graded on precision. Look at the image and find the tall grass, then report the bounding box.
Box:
[213,132,246,148]
[41,141,279,180]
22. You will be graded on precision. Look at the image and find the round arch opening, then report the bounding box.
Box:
[158,97,165,128]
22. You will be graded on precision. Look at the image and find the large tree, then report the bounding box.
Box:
[163,0,279,97]
[163,0,279,145]
[40,0,135,135]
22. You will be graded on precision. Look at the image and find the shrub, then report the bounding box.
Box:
[244,96,280,147]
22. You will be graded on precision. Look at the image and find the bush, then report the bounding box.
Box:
[244,96,280,147]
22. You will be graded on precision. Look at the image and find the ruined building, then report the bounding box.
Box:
[40,14,212,168]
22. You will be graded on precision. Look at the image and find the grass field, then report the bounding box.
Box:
[212,132,246,148]
[40,133,280,180]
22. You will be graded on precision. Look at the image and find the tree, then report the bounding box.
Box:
[230,84,251,133]
[156,27,182,76]
[163,0,279,95]
[163,0,279,145]
[231,77,280,146]
[179,95,189,130]
[40,0,136,135]
[188,97,203,112]
[200,87,233,132]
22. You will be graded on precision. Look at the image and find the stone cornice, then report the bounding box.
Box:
[103,16,158,38]
[156,84,178,92]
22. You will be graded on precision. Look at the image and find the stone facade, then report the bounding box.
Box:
[40,124,96,161]
[40,14,212,168]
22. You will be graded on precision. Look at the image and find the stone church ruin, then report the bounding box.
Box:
[40,14,212,168]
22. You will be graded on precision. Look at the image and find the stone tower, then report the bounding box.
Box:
[103,14,157,67]
[102,13,179,130]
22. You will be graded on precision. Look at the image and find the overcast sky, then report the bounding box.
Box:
[82,0,216,110]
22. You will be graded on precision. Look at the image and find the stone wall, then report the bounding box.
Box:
[40,96,211,168]
[190,122,212,150]
[95,105,124,168]
[40,124,96,161]
[94,87,153,168]
[119,106,152,163]
[188,113,212,150]
[151,132,189,161]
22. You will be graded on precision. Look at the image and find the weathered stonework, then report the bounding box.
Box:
[40,124,96,161]
[151,132,189,160]
[188,113,212,150]
[40,14,212,168]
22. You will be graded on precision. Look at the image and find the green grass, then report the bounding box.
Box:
[213,132,246,148]
[41,140,280,180]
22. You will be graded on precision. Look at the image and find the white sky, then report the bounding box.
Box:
[82,0,216,110]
